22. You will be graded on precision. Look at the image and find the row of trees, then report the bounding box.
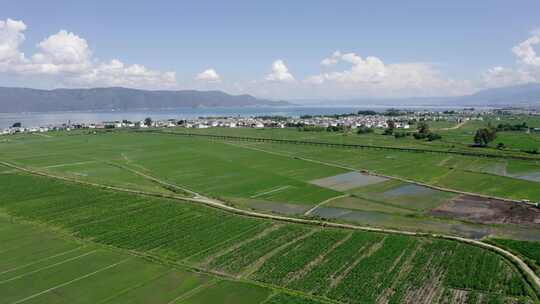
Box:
[495,122,528,132]
[297,125,349,132]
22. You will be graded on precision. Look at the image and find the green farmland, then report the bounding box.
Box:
[0,217,281,304]
[1,127,540,303]
[0,172,537,303]
[1,129,540,241]
[168,120,540,159]
[0,131,344,205]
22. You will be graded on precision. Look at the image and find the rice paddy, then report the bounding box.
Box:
[0,172,536,303]
[1,126,540,303]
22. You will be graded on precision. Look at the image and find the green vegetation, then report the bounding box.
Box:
[489,238,540,275]
[0,172,536,303]
[221,139,540,202]
[356,126,374,134]
[0,217,275,304]
[474,127,498,146]
[167,118,540,158]
[253,230,347,285]
[1,128,540,240]
[265,293,326,304]
[0,132,344,206]
[1,120,540,303]
[178,280,271,304]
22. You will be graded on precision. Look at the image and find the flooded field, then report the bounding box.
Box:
[382,184,438,197]
[310,171,387,191]
[509,171,540,182]
[310,207,492,239]
[349,181,457,211]
[243,200,311,215]
[327,195,417,215]
[309,205,540,241]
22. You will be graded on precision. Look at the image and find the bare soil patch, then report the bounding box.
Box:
[430,195,540,225]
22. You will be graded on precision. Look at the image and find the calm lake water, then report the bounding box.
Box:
[0,106,473,129]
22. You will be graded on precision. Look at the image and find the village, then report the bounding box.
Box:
[1,108,537,136]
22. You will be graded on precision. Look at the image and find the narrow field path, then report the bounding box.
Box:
[41,160,99,169]
[1,160,539,295]
[33,133,52,138]
[250,185,291,198]
[438,120,468,131]
[304,194,349,216]
[107,162,201,198]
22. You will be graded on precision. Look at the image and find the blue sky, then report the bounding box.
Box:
[1,1,540,99]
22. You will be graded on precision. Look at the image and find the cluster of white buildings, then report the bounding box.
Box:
[288,115,411,129]
[182,117,284,129]
[1,126,52,135]
[1,108,521,136]
[176,110,489,130]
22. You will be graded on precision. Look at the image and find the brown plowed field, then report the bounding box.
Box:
[430,195,540,225]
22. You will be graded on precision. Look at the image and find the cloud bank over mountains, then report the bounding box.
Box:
[1,18,539,99]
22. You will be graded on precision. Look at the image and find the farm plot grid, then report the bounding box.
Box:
[0,172,536,304]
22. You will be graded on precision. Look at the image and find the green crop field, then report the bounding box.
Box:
[0,171,537,303]
[168,120,540,158]
[217,138,540,201]
[488,238,540,276]
[0,216,282,304]
[2,129,540,241]
[0,131,344,205]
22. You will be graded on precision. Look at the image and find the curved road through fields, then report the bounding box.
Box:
[1,160,539,296]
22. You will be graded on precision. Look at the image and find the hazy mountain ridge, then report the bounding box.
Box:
[298,83,540,107]
[454,83,540,106]
[0,87,289,113]
[1,83,540,113]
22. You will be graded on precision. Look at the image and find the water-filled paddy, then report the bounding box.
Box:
[309,171,387,191]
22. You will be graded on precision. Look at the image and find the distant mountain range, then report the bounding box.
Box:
[300,83,540,108]
[1,83,540,113]
[451,83,540,106]
[0,87,289,113]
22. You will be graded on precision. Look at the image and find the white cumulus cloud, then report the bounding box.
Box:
[320,51,341,66]
[195,68,221,82]
[0,19,27,70]
[484,30,540,88]
[512,31,540,67]
[0,18,177,89]
[266,59,295,82]
[75,59,177,88]
[306,51,472,97]
[482,66,534,88]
